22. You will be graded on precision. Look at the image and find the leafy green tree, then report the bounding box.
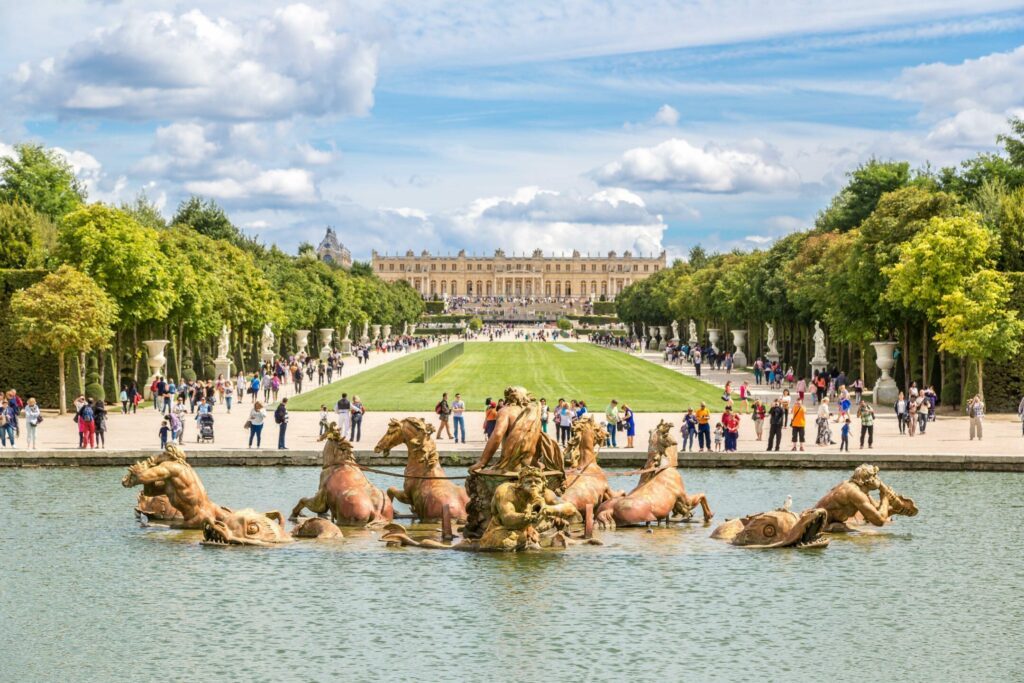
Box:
[996,116,1024,169]
[171,196,240,242]
[468,316,483,332]
[0,200,50,268]
[934,269,1024,399]
[121,191,167,230]
[350,261,374,277]
[57,204,173,328]
[10,265,118,413]
[939,153,1024,200]
[0,144,86,221]
[816,159,911,232]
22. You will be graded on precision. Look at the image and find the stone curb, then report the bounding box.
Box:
[2,449,1021,472]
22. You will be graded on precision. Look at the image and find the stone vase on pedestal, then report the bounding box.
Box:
[318,328,334,361]
[295,330,310,356]
[142,339,169,399]
[730,329,748,367]
[647,328,657,351]
[657,325,669,351]
[707,328,720,354]
[871,341,899,404]
[409,323,417,336]
[371,324,381,342]
[382,324,392,340]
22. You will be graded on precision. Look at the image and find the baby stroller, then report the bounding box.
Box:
[197,413,215,443]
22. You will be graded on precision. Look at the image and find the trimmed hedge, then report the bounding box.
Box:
[592,301,617,315]
[424,300,445,314]
[566,314,619,326]
[977,271,1024,412]
[421,314,470,324]
[0,269,62,407]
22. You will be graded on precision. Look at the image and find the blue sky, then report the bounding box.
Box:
[2,1,1022,260]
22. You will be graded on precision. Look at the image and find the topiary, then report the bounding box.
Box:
[181,350,197,382]
[84,355,105,403]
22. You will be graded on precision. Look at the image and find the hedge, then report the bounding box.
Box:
[420,314,470,323]
[566,314,619,326]
[592,301,617,315]
[424,300,445,314]
[0,269,62,407]
[974,271,1024,412]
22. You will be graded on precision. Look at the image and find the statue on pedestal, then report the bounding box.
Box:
[766,323,777,356]
[671,320,679,341]
[217,325,230,360]
[688,319,698,346]
[812,320,826,361]
[260,323,275,356]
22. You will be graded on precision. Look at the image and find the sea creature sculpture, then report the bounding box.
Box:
[122,444,228,529]
[595,421,713,529]
[560,416,624,514]
[374,417,469,522]
[710,507,829,549]
[815,464,918,531]
[289,422,394,526]
[203,510,344,546]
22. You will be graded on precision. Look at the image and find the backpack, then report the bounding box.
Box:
[274,405,285,424]
[435,402,443,415]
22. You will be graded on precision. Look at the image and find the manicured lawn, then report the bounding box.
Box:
[288,342,723,412]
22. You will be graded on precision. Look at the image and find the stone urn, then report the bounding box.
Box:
[382,324,392,340]
[409,323,417,336]
[647,327,657,351]
[371,324,381,341]
[871,341,899,404]
[142,339,169,398]
[707,328,720,354]
[730,329,748,367]
[318,328,334,361]
[657,325,669,351]
[295,330,310,356]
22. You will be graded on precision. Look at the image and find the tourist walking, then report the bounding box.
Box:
[350,396,364,442]
[24,397,41,449]
[540,398,549,434]
[556,399,573,445]
[0,398,16,447]
[336,393,352,436]
[484,399,499,439]
[247,402,266,448]
[907,395,917,437]
[79,398,96,449]
[915,393,929,435]
[275,398,289,449]
[94,400,108,448]
[857,401,875,448]
[693,348,702,377]
[696,402,711,452]
[604,399,620,448]
[722,406,740,452]
[767,399,784,451]
[895,392,908,434]
[815,397,832,445]
[435,392,453,439]
[119,386,129,414]
[622,404,635,448]
[967,395,985,441]
[319,405,329,436]
[452,393,466,444]
[790,400,806,451]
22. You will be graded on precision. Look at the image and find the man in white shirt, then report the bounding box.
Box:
[336,393,352,438]
[452,393,466,444]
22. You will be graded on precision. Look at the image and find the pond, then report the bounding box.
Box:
[0,467,1021,682]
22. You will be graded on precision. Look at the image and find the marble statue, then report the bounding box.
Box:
[260,323,275,355]
[812,320,826,360]
[671,320,679,341]
[766,322,777,354]
[688,319,697,343]
[217,325,230,359]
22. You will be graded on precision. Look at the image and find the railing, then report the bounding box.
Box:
[422,342,465,381]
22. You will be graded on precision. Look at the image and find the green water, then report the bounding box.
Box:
[1,467,1021,682]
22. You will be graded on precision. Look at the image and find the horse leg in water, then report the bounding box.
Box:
[289,490,328,521]
[387,486,412,506]
[675,492,714,522]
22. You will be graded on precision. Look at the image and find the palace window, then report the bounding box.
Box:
[633,264,638,271]
[617,264,623,272]
[441,263,447,271]
[602,264,607,272]
[389,263,395,271]
[378,263,384,271]
[644,265,648,272]
[653,265,659,271]
[556,264,561,271]
[591,264,596,271]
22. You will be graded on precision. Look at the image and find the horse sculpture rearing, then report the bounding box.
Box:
[374,417,470,522]
[560,416,623,514]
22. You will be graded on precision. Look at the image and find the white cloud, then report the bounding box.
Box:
[652,104,680,127]
[744,235,773,244]
[592,138,801,193]
[297,143,335,165]
[0,140,15,159]
[13,4,378,121]
[185,168,317,203]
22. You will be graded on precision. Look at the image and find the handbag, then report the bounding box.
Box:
[243,420,252,430]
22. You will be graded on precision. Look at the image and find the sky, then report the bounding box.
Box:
[2,1,1023,261]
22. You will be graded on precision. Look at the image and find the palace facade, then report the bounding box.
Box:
[371,248,667,299]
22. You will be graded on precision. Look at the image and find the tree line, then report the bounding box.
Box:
[616,119,1024,408]
[0,144,423,411]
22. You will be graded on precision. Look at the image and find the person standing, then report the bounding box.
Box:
[484,399,499,440]
[436,392,453,439]
[766,399,784,452]
[336,393,352,437]
[24,397,41,449]
[839,418,851,452]
[275,398,289,449]
[451,393,466,444]
[93,400,108,448]
[682,408,698,451]
[557,400,573,445]
[915,393,929,435]
[0,399,15,447]
[816,397,832,445]
[604,400,620,448]
[622,404,636,449]
[79,399,96,449]
[696,402,711,453]
[350,396,364,442]
[907,394,917,437]
[967,395,985,441]
[895,392,908,435]
[119,386,129,414]
[857,401,875,448]
[539,398,549,434]
[693,347,702,377]
[790,400,806,452]
[722,406,740,452]
[247,402,266,448]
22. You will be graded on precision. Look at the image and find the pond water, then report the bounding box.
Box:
[1,467,1021,682]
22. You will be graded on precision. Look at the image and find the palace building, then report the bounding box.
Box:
[371,248,667,300]
[316,227,352,269]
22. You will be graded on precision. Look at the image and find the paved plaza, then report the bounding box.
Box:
[5,333,1022,459]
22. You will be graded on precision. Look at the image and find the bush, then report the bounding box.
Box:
[0,269,61,407]
[421,314,469,324]
[181,353,197,382]
[84,354,105,402]
[468,316,483,331]
[556,318,572,331]
[424,300,445,314]
[591,301,616,315]
[566,314,618,326]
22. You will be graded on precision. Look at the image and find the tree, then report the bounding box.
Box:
[121,190,167,230]
[996,116,1024,169]
[171,196,241,242]
[816,159,911,232]
[934,269,1024,399]
[0,200,51,268]
[0,143,86,221]
[10,265,118,414]
[350,261,374,277]
[468,316,483,332]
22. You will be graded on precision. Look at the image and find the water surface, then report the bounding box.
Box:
[1,467,1020,682]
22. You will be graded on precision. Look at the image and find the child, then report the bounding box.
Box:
[319,405,329,436]
[840,418,851,452]
[713,422,724,452]
[159,419,170,449]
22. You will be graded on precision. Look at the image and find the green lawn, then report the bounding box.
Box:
[288,342,723,412]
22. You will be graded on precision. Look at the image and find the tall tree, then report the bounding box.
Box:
[10,265,118,414]
[816,159,911,233]
[171,196,241,242]
[996,116,1024,169]
[121,190,167,231]
[0,200,53,268]
[0,144,86,221]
